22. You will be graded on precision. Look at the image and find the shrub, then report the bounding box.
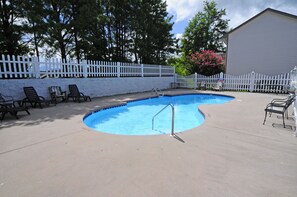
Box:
[189,50,224,76]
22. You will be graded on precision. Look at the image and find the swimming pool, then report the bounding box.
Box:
[83,94,234,135]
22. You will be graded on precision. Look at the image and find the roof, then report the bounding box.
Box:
[227,8,297,35]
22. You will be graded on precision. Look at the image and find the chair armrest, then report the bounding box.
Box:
[80,92,85,96]
[1,95,14,102]
[266,102,281,108]
[38,96,46,101]
[270,98,287,103]
[270,100,287,105]
[50,92,56,97]
[0,102,15,108]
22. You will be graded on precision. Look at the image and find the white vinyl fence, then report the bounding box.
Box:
[0,55,175,79]
[176,71,292,93]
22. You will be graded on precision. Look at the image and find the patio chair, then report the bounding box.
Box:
[1,93,24,108]
[23,86,51,108]
[263,94,295,128]
[213,81,223,91]
[0,93,14,104]
[48,86,67,105]
[68,84,91,102]
[199,81,206,90]
[0,103,30,120]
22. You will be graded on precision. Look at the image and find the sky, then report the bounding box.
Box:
[166,0,297,39]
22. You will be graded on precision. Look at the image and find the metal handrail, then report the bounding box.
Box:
[152,103,175,136]
[152,88,164,97]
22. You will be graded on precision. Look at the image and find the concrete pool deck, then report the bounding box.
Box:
[1,89,297,197]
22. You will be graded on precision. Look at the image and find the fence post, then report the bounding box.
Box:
[219,72,224,80]
[159,65,162,77]
[194,72,198,89]
[141,64,144,77]
[82,60,88,78]
[33,56,40,78]
[117,62,120,78]
[249,71,255,92]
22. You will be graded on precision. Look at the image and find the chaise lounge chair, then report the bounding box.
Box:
[263,94,295,128]
[48,86,67,105]
[0,93,30,120]
[23,86,51,108]
[0,93,14,104]
[0,103,30,120]
[68,84,91,102]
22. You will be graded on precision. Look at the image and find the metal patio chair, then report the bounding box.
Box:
[263,94,295,128]
[48,86,67,105]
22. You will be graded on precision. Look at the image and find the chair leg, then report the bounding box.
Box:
[263,111,267,125]
[10,112,19,119]
[282,114,285,128]
[1,112,6,120]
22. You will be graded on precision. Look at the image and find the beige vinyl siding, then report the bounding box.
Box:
[226,11,297,75]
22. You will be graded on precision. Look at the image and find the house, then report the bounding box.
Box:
[225,8,297,75]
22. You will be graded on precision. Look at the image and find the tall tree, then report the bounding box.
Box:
[43,0,73,60]
[102,0,133,62]
[78,0,107,61]
[23,0,47,58]
[181,1,229,56]
[0,0,29,55]
[132,0,176,64]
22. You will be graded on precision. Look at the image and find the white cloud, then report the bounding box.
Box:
[226,7,260,29]
[175,33,183,40]
[166,0,204,22]
[167,0,297,33]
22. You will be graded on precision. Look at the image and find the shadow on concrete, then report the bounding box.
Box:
[0,91,178,129]
[172,134,185,143]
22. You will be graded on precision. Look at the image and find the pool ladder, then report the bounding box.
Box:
[152,88,164,97]
[152,103,175,136]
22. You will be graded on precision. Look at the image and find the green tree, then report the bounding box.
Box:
[100,0,132,62]
[79,0,107,61]
[23,0,47,58]
[167,56,190,76]
[69,0,107,61]
[0,0,29,55]
[181,1,229,56]
[42,0,73,60]
[132,0,176,64]
[1,0,176,63]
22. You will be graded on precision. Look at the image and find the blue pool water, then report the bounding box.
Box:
[83,94,234,135]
